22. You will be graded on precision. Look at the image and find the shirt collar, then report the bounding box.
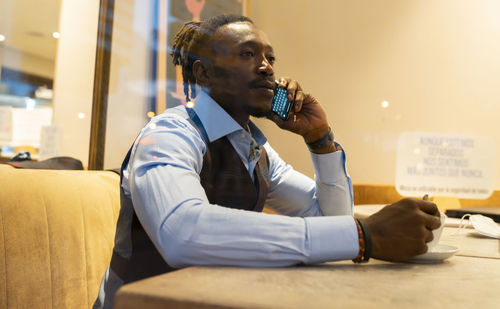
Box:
[248,121,267,146]
[192,90,267,146]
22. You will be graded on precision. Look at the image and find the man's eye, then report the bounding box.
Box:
[241,51,254,57]
[267,56,276,64]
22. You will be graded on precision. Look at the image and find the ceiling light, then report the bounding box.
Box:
[381,100,389,108]
[52,32,60,39]
[0,34,5,42]
[78,113,85,119]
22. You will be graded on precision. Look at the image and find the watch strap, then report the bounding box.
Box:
[306,127,334,151]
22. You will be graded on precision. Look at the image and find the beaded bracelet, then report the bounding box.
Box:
[352,218,371,263]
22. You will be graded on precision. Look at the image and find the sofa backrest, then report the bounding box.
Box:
[0,164,120,308]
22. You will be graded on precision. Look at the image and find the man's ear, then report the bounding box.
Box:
[192,60,210,87]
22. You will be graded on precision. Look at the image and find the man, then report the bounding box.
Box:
[94,14,441,308]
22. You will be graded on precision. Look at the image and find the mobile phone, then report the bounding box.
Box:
[271,83,293,120]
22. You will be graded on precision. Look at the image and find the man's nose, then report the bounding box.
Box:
[257,58,274,76]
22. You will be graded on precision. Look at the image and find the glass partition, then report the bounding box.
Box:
[0,0,61,162]
[1,0,498,205]
[104,0,247,169]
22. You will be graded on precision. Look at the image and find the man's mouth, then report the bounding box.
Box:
[252,86,274,96]
[249,79,276,90]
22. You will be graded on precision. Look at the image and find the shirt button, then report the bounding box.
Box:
[240,133,246,139]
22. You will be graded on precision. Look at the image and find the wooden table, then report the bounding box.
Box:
[115,228,500,309]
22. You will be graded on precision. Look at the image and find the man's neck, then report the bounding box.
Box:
[207,91,250,128]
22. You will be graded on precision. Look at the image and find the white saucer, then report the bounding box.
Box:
[405,244,458,263]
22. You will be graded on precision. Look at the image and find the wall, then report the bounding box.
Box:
[0,46,54,79]
[251,0,500,189]
[52,0,100,166]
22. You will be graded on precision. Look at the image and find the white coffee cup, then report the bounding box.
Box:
[427,212,446,252]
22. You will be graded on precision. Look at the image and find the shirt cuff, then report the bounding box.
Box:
[304,215,359,264]
[310,148,348,183]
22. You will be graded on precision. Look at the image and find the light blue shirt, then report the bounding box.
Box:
[123,90,358,268]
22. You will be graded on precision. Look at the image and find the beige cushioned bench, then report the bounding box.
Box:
[0,164,120,308]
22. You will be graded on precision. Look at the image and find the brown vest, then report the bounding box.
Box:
[109,112,269,284]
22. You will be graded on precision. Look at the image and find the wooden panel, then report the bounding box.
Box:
[353,183,500,207]
[88,0,115,170]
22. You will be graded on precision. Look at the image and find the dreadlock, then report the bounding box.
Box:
[170,14,254,103]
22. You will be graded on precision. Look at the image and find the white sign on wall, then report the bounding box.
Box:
[396,132,494,199]
[12,107,53,146]
[39,125,61,161]
[0,106,13,141]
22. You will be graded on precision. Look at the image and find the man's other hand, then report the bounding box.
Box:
[365,198,441,262]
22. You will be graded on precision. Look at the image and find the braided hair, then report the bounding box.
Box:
[170,14,254,103]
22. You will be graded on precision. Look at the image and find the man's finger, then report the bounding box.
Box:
[294,91,304,112]
[424,229,434,243]
[277,77,287,88]
[286,80,298,102]
[417,200,439,216]
[424,213,441,230]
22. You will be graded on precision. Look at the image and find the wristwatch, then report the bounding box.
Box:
[306,127,334,151]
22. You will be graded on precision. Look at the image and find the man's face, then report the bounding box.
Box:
[204,22,276,120]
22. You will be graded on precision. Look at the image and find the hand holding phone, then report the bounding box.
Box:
[271,83,293,120]
[270,78,334,154]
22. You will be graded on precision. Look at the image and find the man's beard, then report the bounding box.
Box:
[244,99,272,119]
